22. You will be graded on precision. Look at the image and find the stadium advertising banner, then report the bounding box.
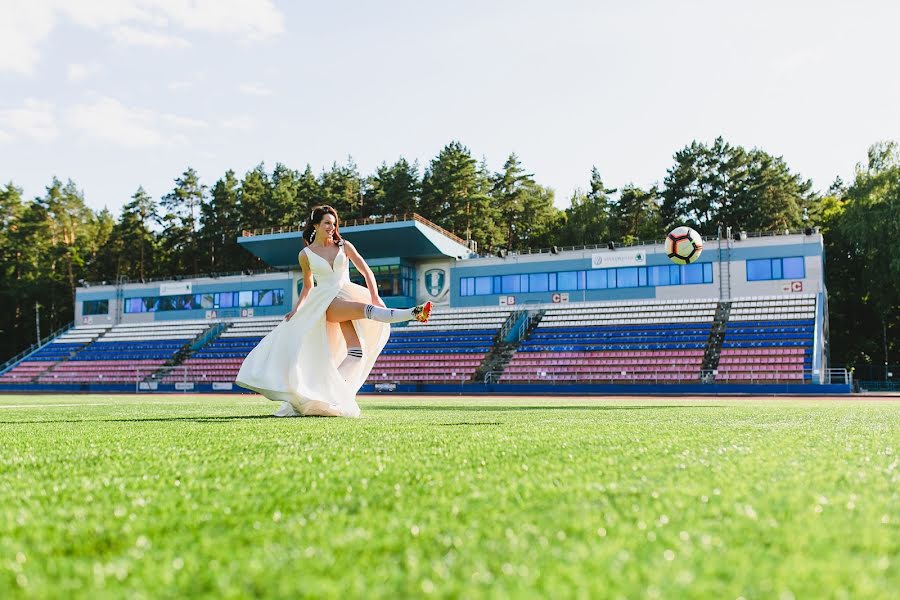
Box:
[590,251,647,269]
[159,282,192,296]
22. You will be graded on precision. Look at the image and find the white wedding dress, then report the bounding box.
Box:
[235,244,390,417]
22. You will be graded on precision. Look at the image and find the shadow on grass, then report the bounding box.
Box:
[0,405,724,425]
[367,404,724,412]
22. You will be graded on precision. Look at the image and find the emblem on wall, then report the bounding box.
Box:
[424,269,447,297]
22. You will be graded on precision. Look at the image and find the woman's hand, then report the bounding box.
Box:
[372,296,387,308]
[284,309,297,321]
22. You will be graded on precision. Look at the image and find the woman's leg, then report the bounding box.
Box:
[326,297,433,324]
[325,298,366,323]
[336,320,363,382]
[339,319,361,348]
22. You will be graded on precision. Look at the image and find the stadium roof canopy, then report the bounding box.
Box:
[237,213,474,268]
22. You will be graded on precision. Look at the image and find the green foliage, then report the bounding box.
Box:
[824,142,900,366]
[661,137,813,235]
[236,164,271,231]
[611,184,662,244]
[199,172,245,272]
[483,154,559,250]
[365,158,421,218]
[291,165,321,223]
[0,179,107,359]
[421,142,495,248]
[107,187,159,281]
[560,168,612,246]
[318,158,363,220]
[0,395,897,598]
[160,168,206,275]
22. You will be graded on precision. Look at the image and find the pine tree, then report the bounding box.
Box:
[366,157,421,218]
[237,164,272,231]
[199,171,245,272]
[160,168,206,275]
[319,158,362,220]
[421,142,491,246]
[662,137,812,235]
[562,167,614,246]
[610,185,661,244]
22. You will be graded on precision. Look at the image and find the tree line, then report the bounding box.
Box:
[0,138,897,374]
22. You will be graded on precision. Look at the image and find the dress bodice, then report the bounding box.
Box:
[302,245,350,287]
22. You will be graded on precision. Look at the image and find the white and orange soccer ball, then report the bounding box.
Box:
[665,226,703,265]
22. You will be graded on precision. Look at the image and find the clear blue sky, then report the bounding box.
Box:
[2,0,899,215]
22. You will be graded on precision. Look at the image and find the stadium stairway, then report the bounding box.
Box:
[474,308,546,383]
[700,301,732,378]
[171,316,284,384]
[144,321,233,385]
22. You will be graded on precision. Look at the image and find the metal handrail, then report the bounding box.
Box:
[498,309,525,343]
[0,321,74,375]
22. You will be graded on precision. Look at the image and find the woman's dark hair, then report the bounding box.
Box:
[302,205,343,246]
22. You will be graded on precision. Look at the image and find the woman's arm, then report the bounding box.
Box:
[285,251,314,321]
[344,241,385,307]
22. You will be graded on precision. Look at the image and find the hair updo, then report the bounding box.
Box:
[301,205,343,246]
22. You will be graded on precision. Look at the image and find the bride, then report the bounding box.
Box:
[236,205,432,417]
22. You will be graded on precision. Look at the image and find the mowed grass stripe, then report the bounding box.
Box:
[0,395,897,599]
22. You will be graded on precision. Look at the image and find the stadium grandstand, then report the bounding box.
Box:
[0,215,850,394]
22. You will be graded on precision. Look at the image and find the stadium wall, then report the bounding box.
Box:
[75,272,293,325]
[449,233,823,307]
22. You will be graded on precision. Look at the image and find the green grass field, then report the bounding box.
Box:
[1,394,897,599]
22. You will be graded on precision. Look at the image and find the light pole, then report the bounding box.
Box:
[34,301,42,345]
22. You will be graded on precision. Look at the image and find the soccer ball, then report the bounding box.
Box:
[665,226,703,264]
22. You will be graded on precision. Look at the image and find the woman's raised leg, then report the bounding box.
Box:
[325,298,367,323]
[326,297,432,324]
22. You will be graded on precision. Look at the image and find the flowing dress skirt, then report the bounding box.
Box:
[235,280,390,417]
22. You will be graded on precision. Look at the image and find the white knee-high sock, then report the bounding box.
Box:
[337,347,363,381]
[364,304,419,324]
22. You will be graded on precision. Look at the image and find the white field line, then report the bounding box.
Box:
[0,403,116,409]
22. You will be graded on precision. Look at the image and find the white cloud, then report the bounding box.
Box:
[167,80,193,91]
[0,0,285,74]
[0,98,58,141]
[147,0,285,41]
[68,96,206,148]
[162,113,208,129]
[69,97,163,148]
[56,0,154,29]
[221,116,255,131]
[111,25,190,49]
[773,48,823,74]
[238,83,274,97]
[67,63,100,82]
[0,2,57,75]
[55,0,284,38]
[0,129,13,143]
